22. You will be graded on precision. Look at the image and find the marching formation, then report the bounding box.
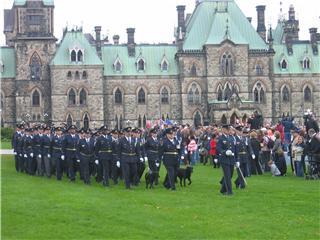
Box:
[11,111,320,195]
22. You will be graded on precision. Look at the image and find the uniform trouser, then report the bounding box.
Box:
[250,156,263,175]
[55,156,63,180]
[28,155,36,175]
[18,154,25,172]
[122,161,137,188]
[36,155,43,176]
[66,156,76,181]
[43,155,51,178]
[220,164,234,194]
[101,158,112,185]
[80,157,90,184]
[14,154,19,172]
[148,159,159,183]
[111,157,119,183]
[235,162,248,188]
[163,162,179,190]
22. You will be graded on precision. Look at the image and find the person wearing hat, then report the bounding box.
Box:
[111,129,121,184]
[40,126,53,178]
[95,125,113,187]
[132,128,147,185]
[119,126,141,189]
[12,124,24,172]
[77,129,95,185]
[216,124,236,195]
[160,127,184,191]
[62,125,79,182]
[51,127,64,180]
[145,128,161,186]
[32,126,44,176]
[23,128,35,175]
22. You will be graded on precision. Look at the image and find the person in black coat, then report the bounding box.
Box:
[51,127,64,180]
[12,124,24,172]
[248,130,262,175]
[41,127,52,177]
[145,128,161,185]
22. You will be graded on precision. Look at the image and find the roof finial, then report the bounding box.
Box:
[224,18,230,40]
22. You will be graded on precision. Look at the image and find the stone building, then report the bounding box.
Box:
[1,0,319,128]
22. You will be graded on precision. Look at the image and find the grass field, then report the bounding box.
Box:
[0,140,11,149]
[1,155,320,240]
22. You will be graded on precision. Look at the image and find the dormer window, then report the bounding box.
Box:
[77,50,83,62]
[70,48,84,63]
[303,57,310,69]
[137,58,145,72]
[280,59,288,70]
[113,58,122,72]
[160,57,169,72]
[71,50,77,62]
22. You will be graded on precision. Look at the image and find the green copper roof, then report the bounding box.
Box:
[14,0,54,6]
[273,43,320,74]
[0,47,16,78]
[102,45,179,76]
[272,21,285,44]
[51,31,102,66]
[183,0,267,50]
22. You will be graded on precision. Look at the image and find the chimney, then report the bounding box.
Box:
[127,28,135,57]
[256,5,266,41]
[113,35,120,45]
[177,5,186,34]
[247,17,252,23]
[309,28,319,55]
[94,26,102,58]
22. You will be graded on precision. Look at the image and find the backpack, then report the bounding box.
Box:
[267,137,274,149]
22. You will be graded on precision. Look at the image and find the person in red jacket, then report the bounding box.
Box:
[209,134,219,168]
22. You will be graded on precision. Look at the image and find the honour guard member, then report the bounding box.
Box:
[51,127,64,180]
[216,124,237,195]
[33,126,44,176]
[145,128,161,185]
[24,128,35,175]
[133,128,146,185]
[12,124,24,172]
[77,129,95,185]
[95,125,113,187]
[41,126,52,178]
[62,125,79,182]
[160,128,183,191]
[111,129,121,184]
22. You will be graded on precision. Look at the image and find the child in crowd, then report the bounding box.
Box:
[268,160,281,176]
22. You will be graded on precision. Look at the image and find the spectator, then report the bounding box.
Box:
[209,134,218,168]
[187,135,198,166]
[292,135,305,177]
[272,131,287,176]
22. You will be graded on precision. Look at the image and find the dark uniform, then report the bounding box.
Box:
[33,129,44,176]
[23,129,35,175]
[145,129,161,185]
[62,126,79,182]
[12,125,23,172]
[111,130,121,184]
[41,129,52,178]
[77,132,95,185]
[95,127,113,186]
[216,130,236,195]
[160,128,182,191]
[51,128,64,180]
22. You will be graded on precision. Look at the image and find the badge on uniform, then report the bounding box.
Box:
[223,141,227,144]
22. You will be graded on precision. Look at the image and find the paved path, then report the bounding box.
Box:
[0,149,14,155]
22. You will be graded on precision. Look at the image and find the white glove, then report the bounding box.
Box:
[77,159,80,163]
[140,158,144,162]
[184,150,188,155]
[38,154,41,158]
[47,154,51,158]
[144,157,148,162]
[235,162,240,168]
[13,151,17,155]
[226,150,232,156]
[116,161,120,168]
[156,163,160,167]
[214,158,218,164]
[30,153,34,157]
[252,154,256,159]
[95,160,99,165]
[19,153,22,157]
[176,145,181,149]
[181,156,184,160]
[24,154,27,158]
[61,155,65,160]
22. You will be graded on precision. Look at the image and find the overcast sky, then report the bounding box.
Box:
[0,0,320,45]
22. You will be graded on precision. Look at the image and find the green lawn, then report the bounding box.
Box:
[0,140,11,149]
[1,155,320,240]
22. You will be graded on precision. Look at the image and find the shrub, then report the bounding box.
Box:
[1,127,14,141]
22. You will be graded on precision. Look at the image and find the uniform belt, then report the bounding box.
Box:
[80,152,93,157]
[66,148,76,151]
[122,153,136,156]
[112,154,118,156]
[164,152,178,155]
[35,145,41,147]
[27,146,32,149]
[148,150,159,153]
[100,150,112,153]
[44,146,50,148]
[238,152,247,154]
[52,147,61,150]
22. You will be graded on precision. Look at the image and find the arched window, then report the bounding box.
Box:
[83,113,89,130]
[304,86,312,102]
[260,88,265,103]
[253,82,266,103]
[221,52,233,76]
[66,114,73,127]
[188,89,193,104]
[79,89,87,106]
[221,114,227,124]
[194,111,202,127]
[138,88,145,104]
[254,88,259,102]
[82,71,87,79]
[161,60,168,72]
[115,88,122,104]
[115,60,122,72]
[303,58,310,69]
[224,84,232,101]
[77,50,83,62]
[143,115,147,128]
[32,90,40,107]
[138,115,142,128]
[256,64,263,75]
[194,88,200,104]
[188,83,201,105]
[137,59,145,71]
[217,86,223,101]
[67,71,72,79]
[37,114,41,121]
[161,87,169,104]
[280,59,287,70]
[71,50,77,62]
[68,89,76,106]
[75,71,80,80]
[191,64,197,76]
[30,52,41,80]
[282,86,290,102]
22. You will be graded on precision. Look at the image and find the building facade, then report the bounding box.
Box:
[1,0,319,128]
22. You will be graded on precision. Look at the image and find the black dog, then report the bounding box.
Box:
[176,166,193,187]
[145,169,159,189]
